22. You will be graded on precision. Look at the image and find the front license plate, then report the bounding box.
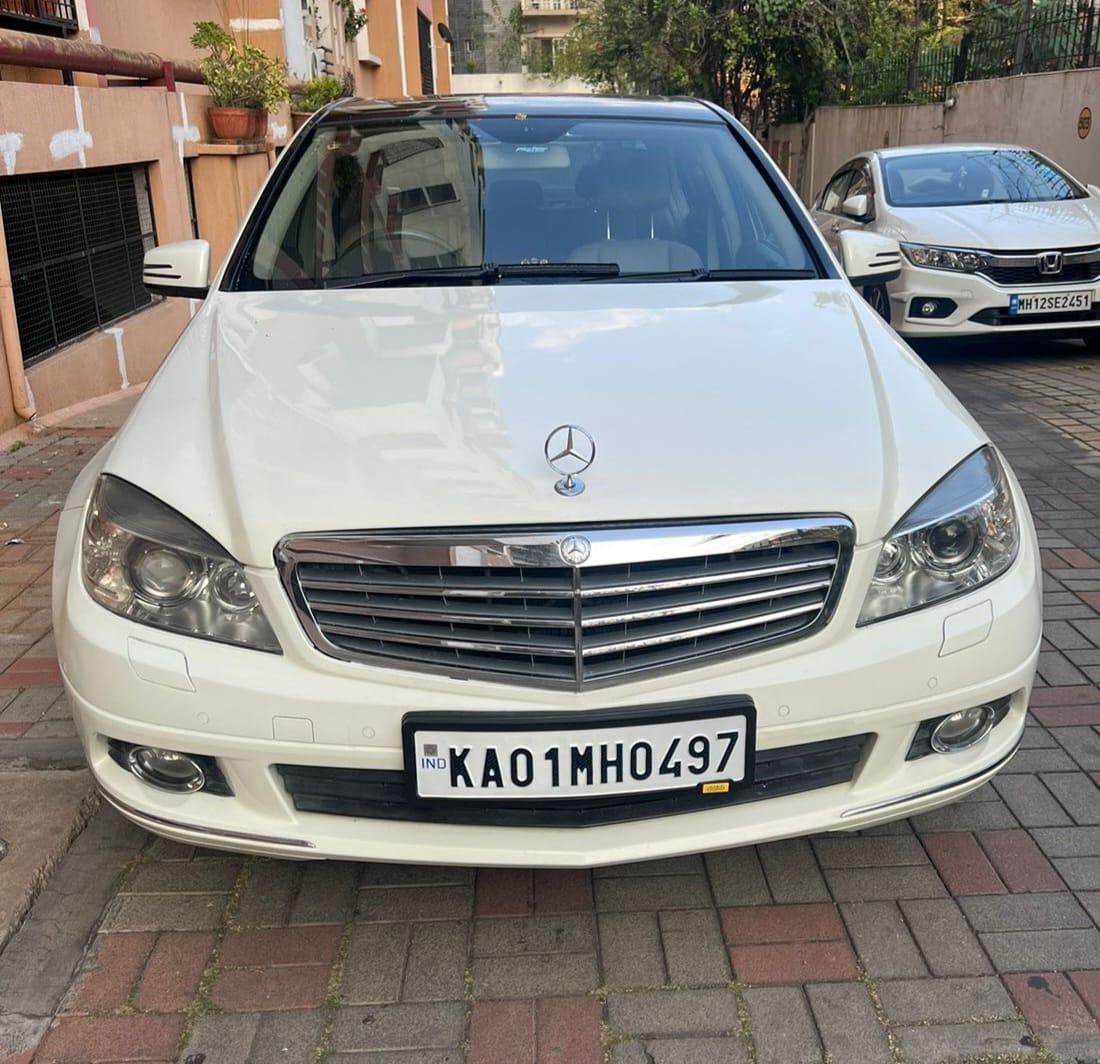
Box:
[405,702,755,801]
[1009,290,1093,315]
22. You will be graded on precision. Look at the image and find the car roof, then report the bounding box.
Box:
[319,94,724,124]
[866,143,1028,160]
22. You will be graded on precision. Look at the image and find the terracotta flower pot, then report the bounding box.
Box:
[249,110,270,140]
[291,110,312,133]
[208,106,263,141]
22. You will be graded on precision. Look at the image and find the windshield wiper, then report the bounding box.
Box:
[326,265,499,290]
[496,262,621,279]
[607,267,817,283]
[326,262,620,289]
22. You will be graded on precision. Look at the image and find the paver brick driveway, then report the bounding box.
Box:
[3,337,1100,1064]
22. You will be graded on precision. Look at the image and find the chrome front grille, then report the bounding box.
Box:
[277,519,853,689]
[977,246,1100,287]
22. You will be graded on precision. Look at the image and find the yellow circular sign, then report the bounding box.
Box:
[1080,106,1092,139]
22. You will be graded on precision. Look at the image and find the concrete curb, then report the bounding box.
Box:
[0,771,98,957]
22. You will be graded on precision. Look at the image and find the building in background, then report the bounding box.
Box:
[447,0,576,77]
[0,0,451,431]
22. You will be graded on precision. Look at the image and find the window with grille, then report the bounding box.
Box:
[0,164,157,366]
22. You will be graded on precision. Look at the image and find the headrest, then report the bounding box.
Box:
[486,179,544,213]
[576,149,672,211]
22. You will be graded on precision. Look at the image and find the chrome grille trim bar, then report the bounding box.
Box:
[579,577,832,627]
[983,245,1100,267]
[580,601,824,656]
[276,517,855,690]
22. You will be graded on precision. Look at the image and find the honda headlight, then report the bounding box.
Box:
[82,475,280,652]
[859,447,1019,625]
[901,243,988,273]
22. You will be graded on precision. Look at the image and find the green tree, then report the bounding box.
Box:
[556,0,994,125]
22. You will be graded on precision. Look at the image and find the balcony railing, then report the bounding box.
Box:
[521,0,577,13]
[0,0,79,36]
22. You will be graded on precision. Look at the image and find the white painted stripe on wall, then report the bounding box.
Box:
[173,92,199,164]
[0,133,23,176]
[229,16,284,31]
[50,87,92,166]
[105,327,128,389]
[395,0,409,95]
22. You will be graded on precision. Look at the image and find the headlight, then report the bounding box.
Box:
[82,475,281,653]
[859,447,1019,625]
[901,243,988,273]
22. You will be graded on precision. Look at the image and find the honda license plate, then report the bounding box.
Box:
[1009,291,1093,316]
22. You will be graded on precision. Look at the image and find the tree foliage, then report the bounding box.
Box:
[554,0,996,128]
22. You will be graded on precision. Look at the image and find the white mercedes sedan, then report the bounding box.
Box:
[53,96,1041,866]
[812,143,1100,345]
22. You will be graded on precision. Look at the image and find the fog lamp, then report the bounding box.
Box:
[127,746,206,792]
[930,704,996,753]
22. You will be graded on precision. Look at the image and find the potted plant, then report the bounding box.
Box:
[290,75,346,132]
[191,21,289,141]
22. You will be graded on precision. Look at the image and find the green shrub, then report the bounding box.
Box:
[191,21,289,112]
[293,75,346,113]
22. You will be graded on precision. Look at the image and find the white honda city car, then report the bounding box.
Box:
[53,97,1041,866]
[812,143,1100,344]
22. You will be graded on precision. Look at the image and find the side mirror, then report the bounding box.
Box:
[841,193,871,220]
[1088,184,1100,198]
[838,230,902,286]
[143,240,211,299]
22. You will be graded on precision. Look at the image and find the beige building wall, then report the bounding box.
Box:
[352,0,453,97]
[0,0,455,433]
[0,79,274,433]
[768,68,1100,205]
[90,0,287,63]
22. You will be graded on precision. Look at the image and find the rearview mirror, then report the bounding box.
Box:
[143,240,211,299]
[841,193,871,220]
[838,231,901,287]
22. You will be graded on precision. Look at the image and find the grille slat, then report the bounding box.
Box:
[280,521,852,689]
[581,596,826,657]
[315,616,578,656]
[304,590,576,628]
[579,556,837,597]
[581,573,833,626]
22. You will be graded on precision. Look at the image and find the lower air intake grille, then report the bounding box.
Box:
[277,519,854,690]
[275,732,871,827]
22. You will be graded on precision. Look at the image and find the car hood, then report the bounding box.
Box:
[106,281,986,567]
[887,197,1100,250]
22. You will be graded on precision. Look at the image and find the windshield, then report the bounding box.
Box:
[233,114,817,289]
[881,149,1086,208]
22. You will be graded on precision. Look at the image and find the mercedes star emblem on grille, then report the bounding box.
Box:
[544,424,596,497]
[559,535,591,566]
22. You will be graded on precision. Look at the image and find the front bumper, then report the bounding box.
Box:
[887,262,1100,338]
[55,496,1043,867]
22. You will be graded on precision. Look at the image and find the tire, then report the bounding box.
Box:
[863,284,890,324]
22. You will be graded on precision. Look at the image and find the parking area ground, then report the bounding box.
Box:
[2,337,1100,1064]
